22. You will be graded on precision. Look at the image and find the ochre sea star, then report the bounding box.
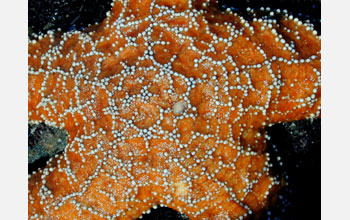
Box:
[28,0,321,219]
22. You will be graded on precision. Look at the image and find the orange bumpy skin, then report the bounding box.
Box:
[28,0,321,219]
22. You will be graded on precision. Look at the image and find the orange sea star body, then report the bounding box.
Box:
[28,0,321,219]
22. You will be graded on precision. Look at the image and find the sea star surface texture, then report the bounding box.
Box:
[28,0,321,219]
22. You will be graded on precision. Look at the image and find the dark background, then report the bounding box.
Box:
[28,0,321,219]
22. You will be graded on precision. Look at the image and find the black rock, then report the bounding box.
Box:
[263,118,321,220]
[137,206,190,220]
[28,123,67,174]
[28,0,112,36]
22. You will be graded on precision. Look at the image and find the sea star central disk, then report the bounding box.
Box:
[28,0,321,219]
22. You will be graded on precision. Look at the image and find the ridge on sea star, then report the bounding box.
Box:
[28,0,321,219]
